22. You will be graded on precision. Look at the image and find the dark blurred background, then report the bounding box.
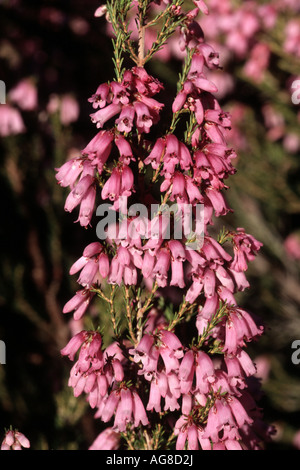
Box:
[0,0,300,450]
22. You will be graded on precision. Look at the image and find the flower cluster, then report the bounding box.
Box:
[57,0,271,451]
[1,430,30,451]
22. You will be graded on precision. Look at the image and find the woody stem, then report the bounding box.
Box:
[138,24,146,67]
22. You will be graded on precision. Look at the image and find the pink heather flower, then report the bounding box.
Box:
[205,109,231,129]
[83,241,103,258]
[172,81,194,113]
[203,235,232,263]
[195,351,216,393]
[107,245,138,286]
[230,228,263,272]
[101,167,121,201]
[162,135,180,174]
[94,5,108,19]
[65,339,126,408]
[146,371,181,413]
[185,273,204,304]
[0,104,25,136]
[81,130,114,172]
[49,94,80,125]
[174,415,211,450]
[229,396,253,428]
[132,391,149,427]
[90,103,122,128]
[170,172,188,204]
[65,331,103,371]
[130,330,183,381]
[1,430,30,450]
[101,390,120,422]
[224,307,264,355]
[205,187,231,217]
[60,95,80,125]
[147,379,163,413]
[77,258,101,287]
[134,101,153,133]
[129,334,155,367]
[144,137,165,169]
[160,330,184,358]
[168,240,186,262]
[113,388,133,432]
[116,106,135,133]
[193,0,209,15]
[284,20,300,57]
[120,165,135,197]
[243,43,270,83]
[142,251,156,279]
[284,233,300,260]
[152,248,171,287]
[64,174,95,213]
[188,59,218,93]
[111,81,130,105]
[76,184,96,227]
[144,308,168,334]
[69,241,106,285]
[63,288,95,320]
[86,343,125,408]
[179,350,195,383]
[101,165,134,205]
[55,158,83,189]
[170,259,185,288]
[99,253,110,278]
[9,78,38,111]
[197,43,221,70]
[89,428,120,450]
[88,83,111,109]
[60,330,88,361]
[225,349,256,388]
[134,67,163,94]
[100,387,149,432]
[204,398,237,443]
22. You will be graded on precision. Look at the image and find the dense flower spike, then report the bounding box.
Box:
[56,0,271,451]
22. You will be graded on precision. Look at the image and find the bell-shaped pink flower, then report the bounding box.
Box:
[116,106,135,133]
[0,104,26,137]
[134,102,153,134]
[1,430,30,450]
[89,428,120,450]
[9,78,38,111]
[102,167,121,201]
[60,330,88,361]
[147,380,162,413]
[144,137,165,169]
[132,391,149,427]
[76,185,96,227]
[64,174,95,213]
[90,103,122,128]
[88,83,111,109]
[55,158,83,188]
[63,288,95,320]
[195,351,216,393]
[193,0,209,15]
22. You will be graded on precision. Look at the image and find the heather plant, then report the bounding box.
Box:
[55,0,273,450]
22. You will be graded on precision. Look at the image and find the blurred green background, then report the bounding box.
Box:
[0,0,300,450]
